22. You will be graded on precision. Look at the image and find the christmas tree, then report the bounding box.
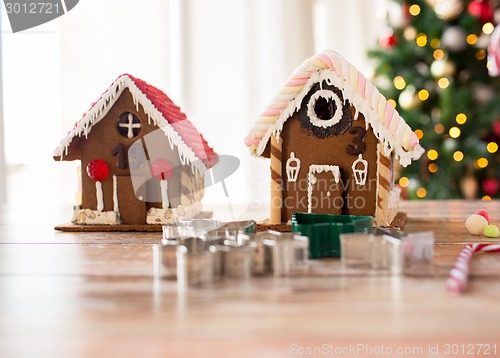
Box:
[369,0,500,200]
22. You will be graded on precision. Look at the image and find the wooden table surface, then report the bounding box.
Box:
[1,199,500,358]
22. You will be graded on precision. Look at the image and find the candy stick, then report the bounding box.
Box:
[447,243,500,293]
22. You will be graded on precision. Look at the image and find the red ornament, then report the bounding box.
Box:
[482,178,499,196]
[152,159,173,180]
[396,184,408,200]
[87,159,109,182]
[468,0,493,23]
[379,33,398,48]
[492,120,500,137]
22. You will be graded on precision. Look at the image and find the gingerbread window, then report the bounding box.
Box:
[117,112,142,138]
[298,81,352,139]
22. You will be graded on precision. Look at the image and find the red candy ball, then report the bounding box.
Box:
[87,159,109,182]
[152,159,173,180]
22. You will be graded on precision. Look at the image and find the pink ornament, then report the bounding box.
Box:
[482,178,499,196]
[87,159,109,182]
[488,25,500,77]
[468,0,493,23]
[152,159,173,180]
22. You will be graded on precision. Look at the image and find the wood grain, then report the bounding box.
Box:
[1,200,500,358]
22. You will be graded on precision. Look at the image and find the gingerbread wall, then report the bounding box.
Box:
[280,109,379,222]
[68,89,183,224]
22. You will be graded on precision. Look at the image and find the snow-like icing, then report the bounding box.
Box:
[53,75,207,175]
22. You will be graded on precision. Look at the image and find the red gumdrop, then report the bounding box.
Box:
[475,210,490,224]
[152,159,173,180]
[87,159,109,182]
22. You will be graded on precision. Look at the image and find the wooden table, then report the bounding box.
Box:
[1,200,499,358]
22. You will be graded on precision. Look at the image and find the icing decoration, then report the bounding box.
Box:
[113,175,119,213]
[307,165,340,213]
[346,126,366,155]
[117,112,142,138]
[352,154,368,186]
[152,159,173,209]
[95,181,104,212]
[285,152,301,182]
[160,179,169,209]
[152,159,173,180]
[86,159,109,182]
[245,50,424,167]
[270,135,283,224]
[53,74,218,175]
[298,81,352,138]
[87,159,109,212]
[112,143,127,169]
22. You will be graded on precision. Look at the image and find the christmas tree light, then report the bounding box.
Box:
[369,0,500,199]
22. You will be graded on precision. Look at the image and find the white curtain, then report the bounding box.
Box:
[1,0,385,206]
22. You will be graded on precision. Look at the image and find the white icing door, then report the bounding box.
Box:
[307,164,343,215]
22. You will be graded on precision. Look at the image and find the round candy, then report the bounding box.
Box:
[465,214,488,235]
[484,225,500,238]
[87,159,109,182]
[152,159,173,180]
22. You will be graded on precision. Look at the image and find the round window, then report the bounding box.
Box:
[298,81,352,138]
[117,112,142,138]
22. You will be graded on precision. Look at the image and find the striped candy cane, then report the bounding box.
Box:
[447,243,500,293]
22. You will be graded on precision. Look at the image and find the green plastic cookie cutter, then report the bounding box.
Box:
[291,212,373,259]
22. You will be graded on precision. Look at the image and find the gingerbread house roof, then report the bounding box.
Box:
[54,74,219,172]
[244,50,424,167]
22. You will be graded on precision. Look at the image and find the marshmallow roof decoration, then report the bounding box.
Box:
[245,50,424,167]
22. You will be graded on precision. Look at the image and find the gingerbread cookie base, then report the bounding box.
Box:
[256,212,407,234]
[55,211,213,232]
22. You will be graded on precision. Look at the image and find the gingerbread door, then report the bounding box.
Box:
[115,176,146,224]
[307,164,343,215]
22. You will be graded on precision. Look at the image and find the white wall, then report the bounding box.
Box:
[0,0,387,207]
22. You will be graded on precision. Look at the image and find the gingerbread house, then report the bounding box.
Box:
[54,74,218,226]
[245,50,424,226]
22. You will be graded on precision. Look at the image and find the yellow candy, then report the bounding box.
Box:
[484,225,500,238]
[465,214,488,235]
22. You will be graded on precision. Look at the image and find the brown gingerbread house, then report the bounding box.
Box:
[54,74,218,226]
[245,50,424,226]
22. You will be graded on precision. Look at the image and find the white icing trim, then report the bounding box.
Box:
[307,164,340,213]
[306,89,343,128]
[285,152,301,183]
[352,153,368,186]
[160,179,169,209]
[96,181,104,212]
[74,209,119,225]
[113,175,119,213]
[253,69,424,167]
[53,75,208,174]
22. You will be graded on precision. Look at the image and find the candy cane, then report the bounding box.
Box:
[447,243,500,293]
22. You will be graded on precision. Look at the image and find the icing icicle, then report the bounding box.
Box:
[244,50,424,167]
